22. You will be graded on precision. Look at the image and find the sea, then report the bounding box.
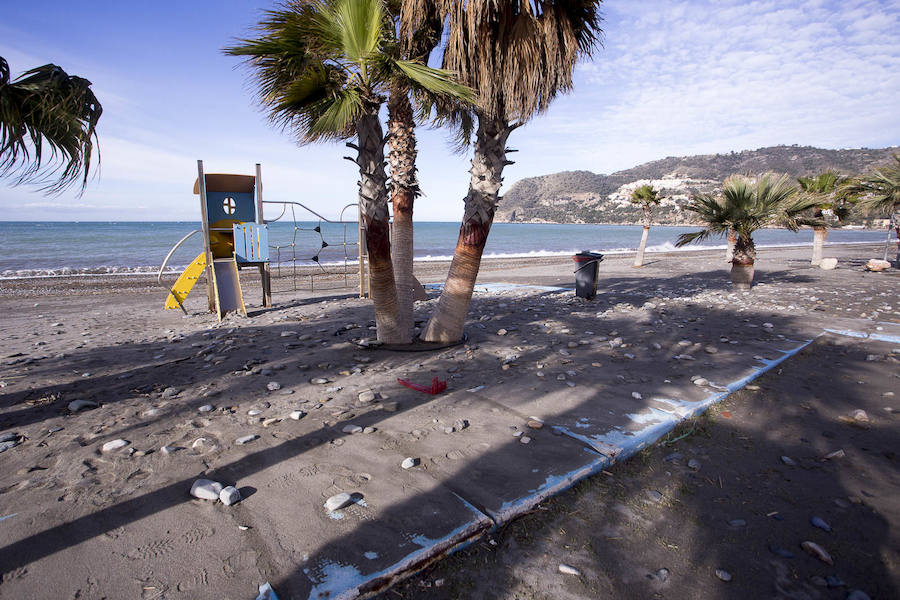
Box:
[0,221,893,279]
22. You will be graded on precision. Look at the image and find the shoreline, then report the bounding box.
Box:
[0,239,892,283]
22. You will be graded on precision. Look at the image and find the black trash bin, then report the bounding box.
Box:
[572,251,604,299]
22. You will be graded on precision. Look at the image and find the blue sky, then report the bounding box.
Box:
[1,0,898,222]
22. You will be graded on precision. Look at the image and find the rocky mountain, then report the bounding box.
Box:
[497,145,899,224]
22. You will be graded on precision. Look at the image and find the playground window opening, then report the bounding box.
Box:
[223,197,236,215]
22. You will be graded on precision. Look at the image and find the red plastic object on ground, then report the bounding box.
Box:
[397,377,447,395]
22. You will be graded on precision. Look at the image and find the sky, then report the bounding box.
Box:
[1,0,898,222]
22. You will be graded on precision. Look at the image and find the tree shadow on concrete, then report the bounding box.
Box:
[388,334,900,600]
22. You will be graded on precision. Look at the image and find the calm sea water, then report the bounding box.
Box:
[0,221,892,278]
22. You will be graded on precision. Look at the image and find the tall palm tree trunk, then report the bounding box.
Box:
[387,92,417,342]
[422,115,512,343]
[632,205,652,267]
[356,108,403,343]
[811,226,828,265]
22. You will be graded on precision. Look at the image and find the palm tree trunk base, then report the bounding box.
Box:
[731,263,754,290]
[376,332,468,353]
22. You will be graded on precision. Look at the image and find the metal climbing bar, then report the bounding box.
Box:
[261,201,366,297]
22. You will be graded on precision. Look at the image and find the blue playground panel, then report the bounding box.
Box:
[206,191,255,224]
[233,223,269,264]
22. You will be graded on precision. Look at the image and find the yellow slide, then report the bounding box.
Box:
[165,253,207,310]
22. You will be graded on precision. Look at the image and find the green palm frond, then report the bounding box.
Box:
[841,154,900,215]
[309,87,363,138]
[226,0,471,144]
[0,56,102,195]
[391,59,474,103]
[675,229,716,247]
[678,173,806,245]
[630,184,660,206]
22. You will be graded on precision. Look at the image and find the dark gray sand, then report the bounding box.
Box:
[0,243,897,599]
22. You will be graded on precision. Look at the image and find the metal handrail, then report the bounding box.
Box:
[263,200,359,224]
[157,229,202,285]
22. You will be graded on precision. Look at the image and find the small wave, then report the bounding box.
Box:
[0,265,184,280]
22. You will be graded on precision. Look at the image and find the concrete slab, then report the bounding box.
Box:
[358,389,606,523]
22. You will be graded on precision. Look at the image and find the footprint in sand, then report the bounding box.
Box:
[180,525,214,545]
[175,568,209,593]
[127,537,176,561]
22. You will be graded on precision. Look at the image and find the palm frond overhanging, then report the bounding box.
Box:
[841,154,900,216]
[0,56,102,194]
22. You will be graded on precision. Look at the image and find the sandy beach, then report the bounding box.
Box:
[0,243,897,599]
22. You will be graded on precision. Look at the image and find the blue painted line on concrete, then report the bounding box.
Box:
[304,500,490,600]
[825,328,900,344]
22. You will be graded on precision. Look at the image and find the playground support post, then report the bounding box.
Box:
[196,160,216,313]
[255,163,272,307]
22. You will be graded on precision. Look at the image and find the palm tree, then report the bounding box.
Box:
[676,173,822,289]
[226,0,469,343]
[0,57,102,194]
[842,154,900,263]
[420,0,605,343]
[630,184,660,267]
[387,0,446,339]
[797,170,850,265]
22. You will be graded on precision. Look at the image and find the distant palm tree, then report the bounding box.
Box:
[0,56,102,194]
[676,173,821,289]
[842,154,900,263]
[226,0,470,343]
[630,184,660,267]
[420,0,605,343]
[797,170,850,265]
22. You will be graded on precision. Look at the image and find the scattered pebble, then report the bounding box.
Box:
[810,516,832,532]
[190,479,224,500]
[687,458,701,471]
[520,436,532,444]
[68,399,98,412]
[401,457,419,469]
[325,492,354,511]
[558,564,581,576]
[715,569,732,582]
[342,424,363,434]
[198,404,214,413]
[781,455,796,466]
[219,486,242,506]
[235,435,259,445]
[266,381,282,391]
[289,410,306,420]
[101,439,129,452]
[358,390,376,403]
[801,540,833,565]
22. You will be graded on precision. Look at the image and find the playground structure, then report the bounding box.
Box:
[159,161,367,320]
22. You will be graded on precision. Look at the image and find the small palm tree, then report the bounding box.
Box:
[797,170,850,265]
[630,184,660,267]
[0,57,102,194]
[226,0,470,343]
[676,173,822,289]
[842,154,900,263]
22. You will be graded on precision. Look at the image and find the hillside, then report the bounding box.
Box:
[497,145,899,224]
